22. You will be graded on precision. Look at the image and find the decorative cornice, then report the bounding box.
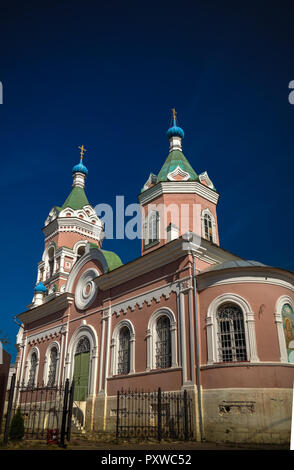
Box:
[138,181,219,205]
[27,325,63,344]
[110,279,186,316]
[17,293,74,324]
[43,217,103,243]
[197,268,294,292]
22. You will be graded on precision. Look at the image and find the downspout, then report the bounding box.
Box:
[192,254,205,441]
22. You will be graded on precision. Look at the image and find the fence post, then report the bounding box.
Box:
[3,373,16,444]
[116,390,120,440]
[157,387,162,442]
[59,378,69,447]
[66,380,74,441]
[183,389,188,441]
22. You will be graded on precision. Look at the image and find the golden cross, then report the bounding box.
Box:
[78,145,87,160]
[172,108,177,121]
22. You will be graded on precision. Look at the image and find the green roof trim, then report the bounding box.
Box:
[61,187,90,210]
[157,150,199,182]
[101,249,123,272]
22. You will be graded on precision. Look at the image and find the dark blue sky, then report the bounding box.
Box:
[1,0,293,360]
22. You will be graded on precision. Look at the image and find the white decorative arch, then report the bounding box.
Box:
[144,210,160,247]
[206,293,259,364]
[73,240,88,255]
[42,241,57,262]
[110,320,135,376]
[146,307,178,371]
[275,295,294,363]
[25,346,40,386]
[67,324,99,398]
[65,249,108,294]
[43,341,61,386]
[201,208,217,243]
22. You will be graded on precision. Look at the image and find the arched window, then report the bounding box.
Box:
[145,211,159,246]
[28,352,38,387]
[203,213,213,241]
[77,245,86,261]
[217,304,247,362]
[146,308,177,371]
[282,303,294,363]
[48,247,55,278]
[155,316,172,368]
[117,327,131,375]
[110,321,135,376]
[47,347,58,387]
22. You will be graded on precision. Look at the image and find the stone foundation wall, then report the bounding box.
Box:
[202,388,292,445]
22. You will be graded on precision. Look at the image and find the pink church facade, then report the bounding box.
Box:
[13,116,294,444]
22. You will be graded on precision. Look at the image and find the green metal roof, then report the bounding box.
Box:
[102,250,123,272]
[157,150,199,182]
[61,187,90,210]
[89,244,123,272]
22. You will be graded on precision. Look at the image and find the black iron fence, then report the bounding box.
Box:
[116,388,194,441]
[3,375,74,445]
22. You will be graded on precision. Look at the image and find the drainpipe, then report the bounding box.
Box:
[192,254,205,441]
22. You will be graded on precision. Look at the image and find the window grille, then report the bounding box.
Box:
[76,336,90,354]
[155,316,171,368]
[203,213,213,241]
[28,352,37,387]
[148,211,159,244]
[217,304,247,362]
[117,327,130,375]
[47,347,58,387]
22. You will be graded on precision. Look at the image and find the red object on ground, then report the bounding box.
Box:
[47,428,59,444]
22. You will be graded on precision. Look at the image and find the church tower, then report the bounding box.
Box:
[139,110,220,255]
[31,146,105,306]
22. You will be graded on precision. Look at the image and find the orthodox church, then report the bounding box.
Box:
[13,112,294,444]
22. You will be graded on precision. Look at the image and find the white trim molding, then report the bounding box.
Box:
[43,341,61,386]
[146,307,178,371]
[25,346,40,386]
[67,324,99,398]
[167,166,190,181]
[66,249,108,294]
[75,268,99,310]
[110,320,135,376]
[201,208,217,244]
[206,293,259,365]
[275,295,294,363]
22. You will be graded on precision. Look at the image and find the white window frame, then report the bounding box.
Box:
[43,341,60,387]
[110,320,135,376]
[67,325,99,398]
[201,208,217,243]
[206,293,259,365]
[144,210,160,247]
[25,346,40,387]
[275,295,294,363]
[146,308,178,371]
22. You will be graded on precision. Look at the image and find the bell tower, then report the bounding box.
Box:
[31,146,105,306]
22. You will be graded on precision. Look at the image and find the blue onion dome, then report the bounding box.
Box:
[166,113,185,139]
[72,160,88,175]
[34,282,47,293]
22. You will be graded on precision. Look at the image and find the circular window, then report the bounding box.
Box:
[75,268,98,310]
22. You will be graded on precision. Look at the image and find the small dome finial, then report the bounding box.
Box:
[72,145,88,176]
[167,109,184,140]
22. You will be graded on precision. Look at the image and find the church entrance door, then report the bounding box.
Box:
[73,336,90,402]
